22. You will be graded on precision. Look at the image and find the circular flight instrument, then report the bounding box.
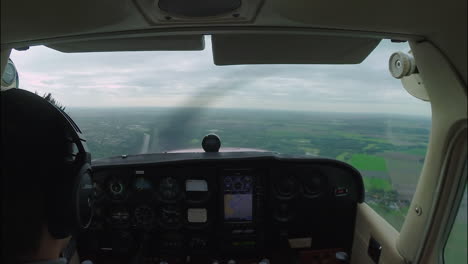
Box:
[110,182,123,194]
[158,176,180,201]
[274,175,299,199]
[134,205,155,228]
[301,175,324,197]
[158,205,183,229]
[109,207,130,226]
[108,179,126,200]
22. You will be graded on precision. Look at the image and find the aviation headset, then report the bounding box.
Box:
[2,88,94,239]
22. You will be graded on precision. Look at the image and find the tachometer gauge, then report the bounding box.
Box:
[158,176,180,201]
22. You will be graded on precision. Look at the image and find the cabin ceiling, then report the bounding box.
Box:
[1,0,466,84]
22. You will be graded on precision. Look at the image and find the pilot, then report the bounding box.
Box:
[2,89,91,264]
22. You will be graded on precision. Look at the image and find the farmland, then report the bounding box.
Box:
[69,107,431,230]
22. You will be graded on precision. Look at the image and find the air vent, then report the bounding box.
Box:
[158,0,241,17]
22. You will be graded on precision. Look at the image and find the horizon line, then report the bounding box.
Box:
[66,106,431,118]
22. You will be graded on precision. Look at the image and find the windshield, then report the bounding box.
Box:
[10,37,431,230]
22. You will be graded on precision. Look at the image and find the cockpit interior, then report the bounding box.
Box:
[1,0,466,264]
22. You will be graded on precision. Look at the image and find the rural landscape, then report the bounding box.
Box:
[69,107,431,231]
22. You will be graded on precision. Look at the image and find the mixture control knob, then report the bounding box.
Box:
[259,259,270,264]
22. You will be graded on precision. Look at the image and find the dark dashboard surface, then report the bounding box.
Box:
[79,152,364,263]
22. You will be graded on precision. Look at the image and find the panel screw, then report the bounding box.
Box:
[415,206,423,216]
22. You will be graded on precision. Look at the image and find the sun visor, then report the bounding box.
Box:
[212,34,381,65]
[47,35,205,53]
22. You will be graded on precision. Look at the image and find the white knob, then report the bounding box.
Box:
[389,51,416,79]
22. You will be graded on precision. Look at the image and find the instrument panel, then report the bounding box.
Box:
[78,153,364,263]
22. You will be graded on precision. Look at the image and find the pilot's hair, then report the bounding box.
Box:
[1,89,70,263]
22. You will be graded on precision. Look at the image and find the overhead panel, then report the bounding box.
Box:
[212,34,381,65]
[158,0,241,17]
[134,0,264,24]
[46,35,205,53]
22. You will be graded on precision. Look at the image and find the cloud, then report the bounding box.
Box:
[9,37,430,116]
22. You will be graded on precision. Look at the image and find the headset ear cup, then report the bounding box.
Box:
[48,153,93,239]
[74,164,94,230]
[47,171,75,239]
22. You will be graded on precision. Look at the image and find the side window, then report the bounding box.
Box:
[361,115,430,231]
[352,41,431,231]
[444,184,467,264]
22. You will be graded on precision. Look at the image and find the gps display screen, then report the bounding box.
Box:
[223,175,253,222]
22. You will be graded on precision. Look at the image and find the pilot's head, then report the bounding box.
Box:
[2,89,93,263]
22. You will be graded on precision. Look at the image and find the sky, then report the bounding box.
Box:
[9,36,431,116]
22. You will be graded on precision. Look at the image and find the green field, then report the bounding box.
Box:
[363,177,393,191]
[349,154,388,171]
[403,148,428,156]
